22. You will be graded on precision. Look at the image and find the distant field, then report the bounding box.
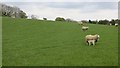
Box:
[2,17,118,66]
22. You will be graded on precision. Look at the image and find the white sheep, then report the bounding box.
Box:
[115,23,118,27]
[85,34,100,46]
[87,39,96,46]
[82,26,89,31]
[110,23,112,26]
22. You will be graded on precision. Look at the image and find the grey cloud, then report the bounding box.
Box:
[5,2,117,13]
[3,2,117,9]
[45,2,118,10]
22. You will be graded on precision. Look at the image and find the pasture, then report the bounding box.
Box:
[2,17,118,66]
[0,17,2,67]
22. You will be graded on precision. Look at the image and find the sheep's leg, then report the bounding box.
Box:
[88,43,90,46]
[95,40,97,45]
[92,41,95,46]
[95,42,96,45]
[95,40,97,43]
[88,41,91,46]
[87,42,89,46]
[86,41,89,45]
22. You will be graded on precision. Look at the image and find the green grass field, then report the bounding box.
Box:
[0,17,2,67]
[2,17,118,66]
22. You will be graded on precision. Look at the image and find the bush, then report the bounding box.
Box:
[55,17,65,21]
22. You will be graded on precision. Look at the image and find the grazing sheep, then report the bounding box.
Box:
[110,23,112,26]
[115,23,118,27]
[82,26,89,31]
[85,34,100,46]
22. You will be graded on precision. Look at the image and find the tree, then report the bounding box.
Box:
[0,3,27,18]
[13,6,20,18]
[66,18,72,22]
[89,20,98,24]
[31,15,38,19]
[98,19,109,25]
[55,17,65,21]
[81,20,88,23]
[19,10,27,18]
[109,19,115,25]
[43,18,47,20]
[89,20,92,23]
[114,19,120,25]
[65,18,75,22]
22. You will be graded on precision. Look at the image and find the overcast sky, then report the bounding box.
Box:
[1,0,119,21]
[1,0,119,2]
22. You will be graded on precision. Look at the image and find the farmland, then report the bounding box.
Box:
[2,17,118,66]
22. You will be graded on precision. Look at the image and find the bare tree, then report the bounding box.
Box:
[0,3,27,18]
[31,15,38,19]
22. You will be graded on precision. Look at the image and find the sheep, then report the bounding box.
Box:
[85,34,100,46]
[110,23,112,26]
[82,26,89,31]
[115,23,118,27]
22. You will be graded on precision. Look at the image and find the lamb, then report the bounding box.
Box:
[85,34,100,46]
[82,26,89,31]
[87,39,96,46]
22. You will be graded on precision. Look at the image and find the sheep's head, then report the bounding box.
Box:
[95,34,100,41]
[98,35,100,38]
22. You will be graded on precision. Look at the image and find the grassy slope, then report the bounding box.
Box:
[2,17,118,66]
[0,17,2,67]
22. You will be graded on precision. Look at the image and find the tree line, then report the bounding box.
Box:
[0,3,27,18]
[88,19,120,25]
[55,17,120,25]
